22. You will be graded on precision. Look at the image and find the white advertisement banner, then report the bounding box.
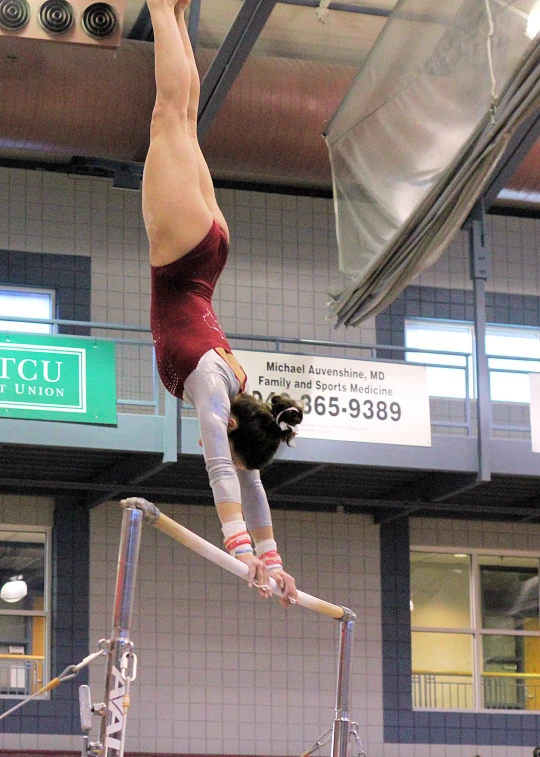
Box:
[530,373,540,454]
[235,350,431,447]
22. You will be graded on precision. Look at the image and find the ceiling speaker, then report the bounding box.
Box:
[81,2,116,39]
[38,0,74,34]
[0,0,30,31]
[0,0,125,45]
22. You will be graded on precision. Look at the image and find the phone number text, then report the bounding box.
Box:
[251,391,401,421]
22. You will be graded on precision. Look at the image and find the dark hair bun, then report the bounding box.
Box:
[270,395,303,446]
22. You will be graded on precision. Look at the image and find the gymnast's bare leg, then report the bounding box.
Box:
[142,0,228,268]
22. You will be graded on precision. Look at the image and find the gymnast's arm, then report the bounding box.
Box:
[183,363,272,597]
[184,362,296,605]
[237,468,297,606]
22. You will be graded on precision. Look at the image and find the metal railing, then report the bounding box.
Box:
[487,352,539,435]
[412,672,473,709]
[483,672,540,710]
[0,315,159,414]
[0,316,538,437]
[412,671,540,711]
[0,654,44,697]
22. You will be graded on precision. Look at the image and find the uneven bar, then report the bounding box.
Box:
[121,497,348,620]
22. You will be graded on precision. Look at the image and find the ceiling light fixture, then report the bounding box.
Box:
[0,575,28,603]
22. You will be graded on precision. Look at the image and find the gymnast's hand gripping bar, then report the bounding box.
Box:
[120,497,353,621]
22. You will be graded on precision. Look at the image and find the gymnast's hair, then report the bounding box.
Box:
[228,394,304,470]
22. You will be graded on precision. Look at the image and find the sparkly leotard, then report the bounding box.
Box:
[151,220,233,399]
[150,221,272,530]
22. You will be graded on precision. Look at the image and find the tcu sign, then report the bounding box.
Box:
[0,335,117,425]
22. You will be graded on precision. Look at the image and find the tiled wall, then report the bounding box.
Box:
[0,167,381,411]
[0,494,53,527]
[376,286,540,351]
[85,502,381,756]
[410,517,540,551]
[4,499,540,756]
[0,167,376,349]
[2,169,540,344]
[414,215,540,297]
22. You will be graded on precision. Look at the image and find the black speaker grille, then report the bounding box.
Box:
[38,0,74,34]
[82,1,116,38]
[0,0,30,30]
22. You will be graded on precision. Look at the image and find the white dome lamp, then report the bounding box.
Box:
[0,575,28,603]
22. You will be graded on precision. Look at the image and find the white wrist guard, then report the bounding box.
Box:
[255,538,283,570]
[222,519,253,557]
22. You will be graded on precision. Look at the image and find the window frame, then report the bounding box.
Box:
[0,523,52,699]
[411,545,540,714]
[405,318,540,403]
[0,285,56,335]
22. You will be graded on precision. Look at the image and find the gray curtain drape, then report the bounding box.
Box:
[325,0,540,327]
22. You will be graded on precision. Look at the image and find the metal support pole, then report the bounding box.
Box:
[99,506,143,757]
[187,0,201,50]
[467,199,492,482]
[198,0,278,140]
[331,610,356,757]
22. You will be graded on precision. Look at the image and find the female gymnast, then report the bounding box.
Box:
[142,0,302,606]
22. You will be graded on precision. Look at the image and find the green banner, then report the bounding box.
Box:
[0,334,117,425]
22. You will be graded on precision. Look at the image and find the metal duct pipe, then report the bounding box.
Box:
[0,36,355,188]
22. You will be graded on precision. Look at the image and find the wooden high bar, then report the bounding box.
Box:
[121,498,351,621]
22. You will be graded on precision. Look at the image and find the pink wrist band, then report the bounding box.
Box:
[259,550,283,570]
[255,537,283,570]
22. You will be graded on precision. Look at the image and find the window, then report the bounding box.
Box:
[0,287,55,334]
[0,528,50,698]
[411,549,540,711]
[405,319,540,403]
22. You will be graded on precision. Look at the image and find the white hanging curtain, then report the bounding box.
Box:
[325,0,540,328]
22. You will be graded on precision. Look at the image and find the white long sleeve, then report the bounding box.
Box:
[237,469,273,531]
[184,351,241,506]
[183,351,273,533]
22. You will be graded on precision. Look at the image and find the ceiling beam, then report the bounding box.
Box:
[126,0,389,46]
[265,463,329,494]
[84,453,174,508]
[187,0,202,49]
[1,478,539,520]
[277,0,390,15]
[198,0,278,140]
[127,2,153,41]
[391,472,480,503]
[519,494,540,522]
[374,505,425,525]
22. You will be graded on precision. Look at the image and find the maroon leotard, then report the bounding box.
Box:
[151,221,233,398]
[151,221,273,532]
